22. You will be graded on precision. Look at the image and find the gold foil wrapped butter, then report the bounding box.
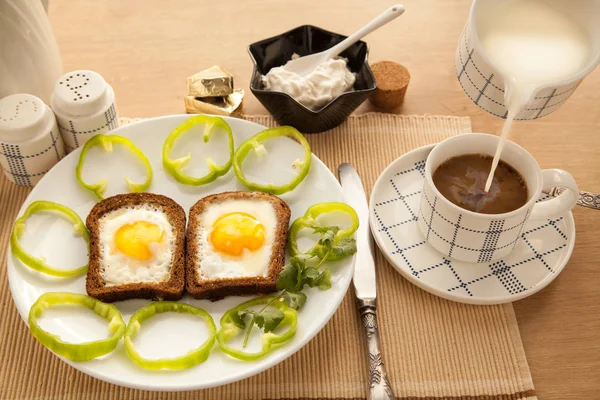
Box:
[186,66,234,98]
[185,66,244,116]
[184,89,244,116]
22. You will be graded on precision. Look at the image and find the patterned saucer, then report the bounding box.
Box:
[369,144,575,305]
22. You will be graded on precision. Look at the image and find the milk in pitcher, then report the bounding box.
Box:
[477,0,591,191]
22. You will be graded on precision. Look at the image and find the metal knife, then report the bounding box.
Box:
[339,163,395,400]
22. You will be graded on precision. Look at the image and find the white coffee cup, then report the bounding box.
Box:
[456,0,600,120]
[418,133,578,263]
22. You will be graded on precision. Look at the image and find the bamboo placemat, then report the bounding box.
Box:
[0,113,536,400]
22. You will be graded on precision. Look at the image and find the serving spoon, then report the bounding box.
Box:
[284,4,405,76]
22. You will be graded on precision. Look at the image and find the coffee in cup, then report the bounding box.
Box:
[432,154,528,214]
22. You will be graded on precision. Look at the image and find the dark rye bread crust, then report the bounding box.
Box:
[186,191,291,300]
[86,193,186,303]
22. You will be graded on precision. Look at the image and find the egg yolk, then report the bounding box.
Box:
[210,212,265,256]
[115,221,164,260]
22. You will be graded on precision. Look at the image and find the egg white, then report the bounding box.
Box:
[196,199,277,280]
[98,204,175,286]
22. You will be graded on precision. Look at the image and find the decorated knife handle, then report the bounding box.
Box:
[358,298,395,400]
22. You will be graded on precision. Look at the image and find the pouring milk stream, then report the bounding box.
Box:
[478,0,591,192]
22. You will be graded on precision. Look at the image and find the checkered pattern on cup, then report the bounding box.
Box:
[418,133,578,263]
[51,70,119,152]
[419,179,531,263]
[0,94,66,186]
[455,0,600,120]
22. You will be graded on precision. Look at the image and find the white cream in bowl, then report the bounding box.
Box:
[261,54,356,110]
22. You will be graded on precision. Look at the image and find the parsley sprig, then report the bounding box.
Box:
[235,226,356,348]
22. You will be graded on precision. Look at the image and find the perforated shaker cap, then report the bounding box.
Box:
[51,70,110,118]
[0,94,49,142]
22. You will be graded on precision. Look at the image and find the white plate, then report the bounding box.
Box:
[7,115,354,391]
[369,144,575,305]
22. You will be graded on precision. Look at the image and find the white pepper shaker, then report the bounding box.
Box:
[51,70,119,152]
[0,94,66,186]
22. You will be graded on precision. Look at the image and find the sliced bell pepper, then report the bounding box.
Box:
[75,134,153,200]
[10,201,89,278]
[288,202,359,262]
[217,296,297,361]
[28,292,126,361]
[232,126,312,195]
[162,115,234,186]
[124,302,216,370]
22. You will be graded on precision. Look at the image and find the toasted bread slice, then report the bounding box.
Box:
[86,193,186,302]
[186,191,291,300]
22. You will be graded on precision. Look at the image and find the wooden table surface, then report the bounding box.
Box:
[47,0,600,398]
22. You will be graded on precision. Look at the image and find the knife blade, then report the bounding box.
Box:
[339,163,394,400]
[338,163,377,300]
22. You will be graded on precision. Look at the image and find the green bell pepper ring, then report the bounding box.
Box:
[124,302,216,370]
[217,296,297,361]
[162,115,234,186]
[10,201,89,278]
[232,126,312,195]
[28,292,126,362]
[75,134,153,200]
[288,202,359,261]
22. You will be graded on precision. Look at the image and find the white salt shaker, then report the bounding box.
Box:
[0,94,66,186]
[51,70,119,152]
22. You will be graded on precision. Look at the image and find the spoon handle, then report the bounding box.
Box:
[327,4,405,58]
[544,188,600,210]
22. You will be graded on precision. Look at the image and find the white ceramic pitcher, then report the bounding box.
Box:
[456,0,600,119]
[0,0,62,105]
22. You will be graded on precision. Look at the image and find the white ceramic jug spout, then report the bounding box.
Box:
[456,0,600,120]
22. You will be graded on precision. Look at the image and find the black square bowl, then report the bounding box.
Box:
[248,25,377,133]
